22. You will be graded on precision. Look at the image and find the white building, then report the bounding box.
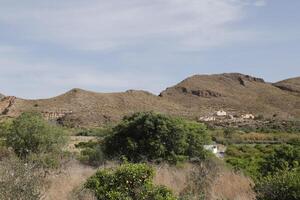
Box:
[204,144,227,158]
[199,116,216,122]
[204,145,218,154]
[216,110,227,116]
[241,114,255,119]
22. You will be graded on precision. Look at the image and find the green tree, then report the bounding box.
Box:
[104,112,210,163]
[85,163,176,200]
[6,112,67,168]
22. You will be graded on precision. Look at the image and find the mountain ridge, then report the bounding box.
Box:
[0,73,299,127]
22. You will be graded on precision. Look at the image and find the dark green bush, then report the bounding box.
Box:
[104,112,211,163]
[85,163,176,200]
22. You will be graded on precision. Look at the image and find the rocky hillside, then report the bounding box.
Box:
[160,73,300,119]
[0,73,299,127]
[0,89,188,127]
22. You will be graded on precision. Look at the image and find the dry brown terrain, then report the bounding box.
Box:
[160,73,300,119]
[0,73,299,127]
[273,77,300,94]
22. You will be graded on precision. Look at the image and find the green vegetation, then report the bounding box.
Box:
[85,163,176,200]
[104,112,211,163]
[79,144,105,166]
[226,144,300,179]
[211,128,300,145]
[76,126,112,137]
[255,169,300,200]
[225,144,300,200]
[6,112,66,158]
[4,112,68,168]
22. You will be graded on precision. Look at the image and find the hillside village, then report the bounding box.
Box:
[198,110,255,123]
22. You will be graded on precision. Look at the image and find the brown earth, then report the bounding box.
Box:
[0,73,299,127]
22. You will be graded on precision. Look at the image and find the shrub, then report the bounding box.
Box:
[255,169,300,200]
[79,145,105,166]
[104,112,210,163]
[0,156,43,200]
[6,112,67,168]
[85,163,177,200]
[260,145,300,176]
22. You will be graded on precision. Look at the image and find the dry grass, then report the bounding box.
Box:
[210,171,255,200]
[43,161,96,200]
[43,160,256,200]
[153,161,256,200]
[153,163,194,195]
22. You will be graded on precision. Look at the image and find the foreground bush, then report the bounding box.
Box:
[104,112,210,163]
[255,169,300,200]
[6,112,67,168]
[85,163,176,200]
[0,156,43,200]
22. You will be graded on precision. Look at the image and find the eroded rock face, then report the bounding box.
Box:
[176,87,222,98]
[223,73,265,86]
[41,110,73,120]
[0,96,16,115]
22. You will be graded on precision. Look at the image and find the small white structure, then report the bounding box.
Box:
[241,114,255,119]
[204,144,227,158]
[216,110,227,116]
[199,116,216,122]
[204,145,218,154]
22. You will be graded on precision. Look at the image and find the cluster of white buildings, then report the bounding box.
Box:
[199,110,255,122]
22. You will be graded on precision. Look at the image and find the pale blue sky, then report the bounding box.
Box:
[0,0,299,99]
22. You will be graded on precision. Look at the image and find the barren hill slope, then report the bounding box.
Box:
[160,73,300,119]
[273,77,300,94]
[1,89,187,127]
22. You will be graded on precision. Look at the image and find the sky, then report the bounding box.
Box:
[0,0,300,99]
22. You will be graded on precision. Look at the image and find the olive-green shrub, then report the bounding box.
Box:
[255,169,300,200]
[6,112,67,168]
[85,163,177,200]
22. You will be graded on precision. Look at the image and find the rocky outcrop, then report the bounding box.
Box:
[0,96,16,115]
[174,87,222,98]
[42,110,73,120]
[223,73,265,86]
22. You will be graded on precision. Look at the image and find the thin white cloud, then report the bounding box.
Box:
[0,0,254,51]
[254,0,267,7]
